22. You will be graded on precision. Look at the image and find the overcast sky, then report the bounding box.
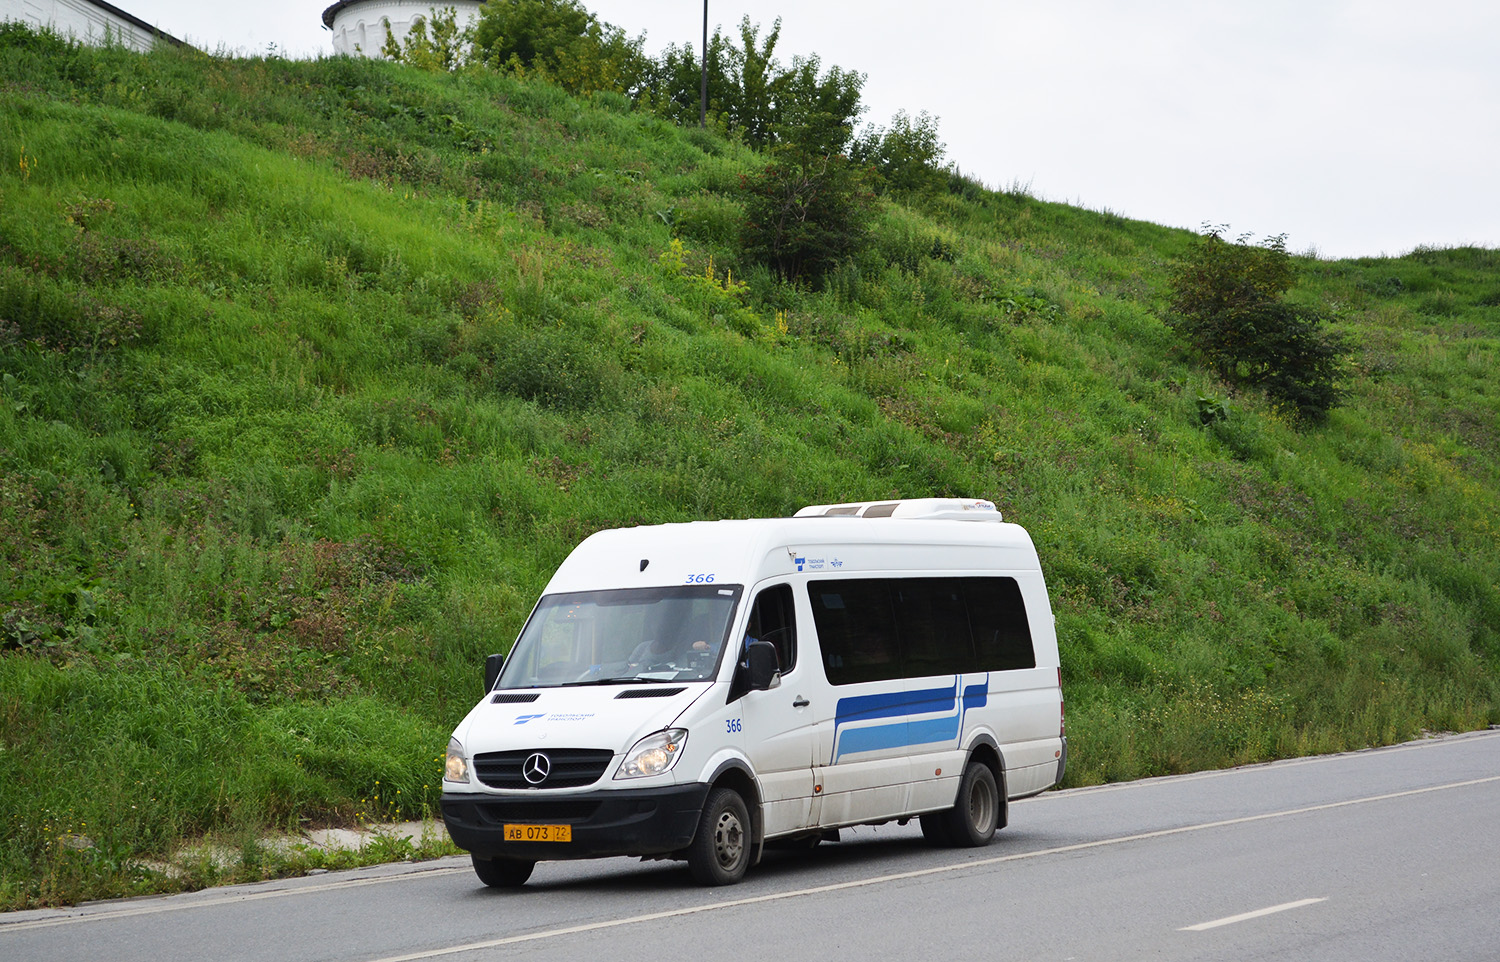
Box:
[122,0,1499,260]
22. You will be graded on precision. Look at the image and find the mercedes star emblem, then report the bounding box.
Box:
[522,752,551,785]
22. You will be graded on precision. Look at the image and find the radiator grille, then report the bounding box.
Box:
[472,748,615,789]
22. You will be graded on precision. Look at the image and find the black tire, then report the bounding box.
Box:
[471,854,534,888]
[688,787,752,886]
[918,812,953,846]
[941,762,1001,848]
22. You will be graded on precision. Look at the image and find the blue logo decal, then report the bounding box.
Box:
[794,557,806,571]
[513,713,546,725]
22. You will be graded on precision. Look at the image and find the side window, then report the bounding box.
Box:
[894,579,974,677]
[746,584,797,672]
[809,576,1038,684]
[809,580,900,684]
[966,577,1036,671]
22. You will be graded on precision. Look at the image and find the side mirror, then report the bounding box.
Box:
[746,641,781,691]
[730,640,781,702]
[484,653,506,694]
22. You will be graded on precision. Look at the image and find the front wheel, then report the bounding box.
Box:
[688,787,751,885]
[471,854,534,888]
[941,761,1001,847]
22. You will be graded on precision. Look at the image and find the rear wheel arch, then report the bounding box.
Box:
[962,738,1008,830]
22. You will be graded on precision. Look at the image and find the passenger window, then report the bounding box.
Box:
[746,584,797,672]
[809,581,899,684]
[966,578,1036,671]
[809,576,1038,684]
[894,580,974,677]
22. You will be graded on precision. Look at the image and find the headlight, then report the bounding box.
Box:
[615,729,688,779]
[444,737,470,783]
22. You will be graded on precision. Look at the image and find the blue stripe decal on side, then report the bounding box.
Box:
[909,713,962,746]
[961,676,988,733]
[834,682,959,726]
[831,676,993,763]
[963,678,988,712]
[832,679,958,763]
[837,720,914,758]
[838,713,961,758]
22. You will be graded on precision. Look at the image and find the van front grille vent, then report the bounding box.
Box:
[615,687,687,699]
[490,692,542,704]
[473,748,615,789]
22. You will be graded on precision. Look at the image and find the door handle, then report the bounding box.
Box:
[792,695,810,707]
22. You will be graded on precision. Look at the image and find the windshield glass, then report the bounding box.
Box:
[496,584,744,688]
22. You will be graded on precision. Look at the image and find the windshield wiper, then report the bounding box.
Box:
[555,674,690,686]
[555,677,638,687]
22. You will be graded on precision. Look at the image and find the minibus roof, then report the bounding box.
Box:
[543,502,1037,595]
[793,498,1002,521]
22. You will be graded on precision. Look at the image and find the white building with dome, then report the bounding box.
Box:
[322,1,484,59]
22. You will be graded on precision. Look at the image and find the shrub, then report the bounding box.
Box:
[642,17,864,153]
[739,105,875,286]
[740,152,874,285]
[1168,229,1348,423]
[381,6,476,72]
[472,0,648,96]
[851,110,947,197]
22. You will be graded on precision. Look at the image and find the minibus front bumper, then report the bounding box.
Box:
[441,783,712,860]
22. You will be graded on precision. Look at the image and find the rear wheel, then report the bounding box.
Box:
[688,787,751,885]
[471,854,534,888]
[941,761,1001,847]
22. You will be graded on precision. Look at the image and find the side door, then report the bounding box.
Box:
[735,583,817,837]
[805,578,916,826]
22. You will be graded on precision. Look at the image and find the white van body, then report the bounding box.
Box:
[440,499,1066,886]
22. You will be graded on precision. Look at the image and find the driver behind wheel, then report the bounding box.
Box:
[627,634,709,669]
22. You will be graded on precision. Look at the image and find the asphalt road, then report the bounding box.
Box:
[5,729,1499,962]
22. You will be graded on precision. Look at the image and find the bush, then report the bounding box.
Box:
[851,109,947,197]
[739,106,875,286]
[1169,229,1348,423]
[740,153,874,285]
[472,0,648,96]
[380,6,476,72]
[642,17,864,153]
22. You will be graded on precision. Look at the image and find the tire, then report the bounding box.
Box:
[918,812,953,846]
[941,762,1001,848]
[688,787,752,886]
[471,854,534,888]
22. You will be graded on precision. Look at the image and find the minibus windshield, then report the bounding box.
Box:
[496,584,743,688]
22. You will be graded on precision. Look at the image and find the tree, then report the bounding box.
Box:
[1168,228,1348,423]
[726,17,782,147]
[740,105,875,286]
[381,6,476,72]
[851,110,947,196]
[472,0,648,96]
[769,53,864,154]
[643,30,739,129]
[641,17,864,153]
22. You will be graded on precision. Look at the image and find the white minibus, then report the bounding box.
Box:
[440,498,1066,886]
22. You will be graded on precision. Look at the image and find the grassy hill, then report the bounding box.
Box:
[1,26,1497,907]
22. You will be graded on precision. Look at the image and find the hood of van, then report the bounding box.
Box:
[457,683,713,758]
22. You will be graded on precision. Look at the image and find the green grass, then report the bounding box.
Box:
[1,26,1497,907]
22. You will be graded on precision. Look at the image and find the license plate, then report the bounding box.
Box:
[503,823,572,842]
